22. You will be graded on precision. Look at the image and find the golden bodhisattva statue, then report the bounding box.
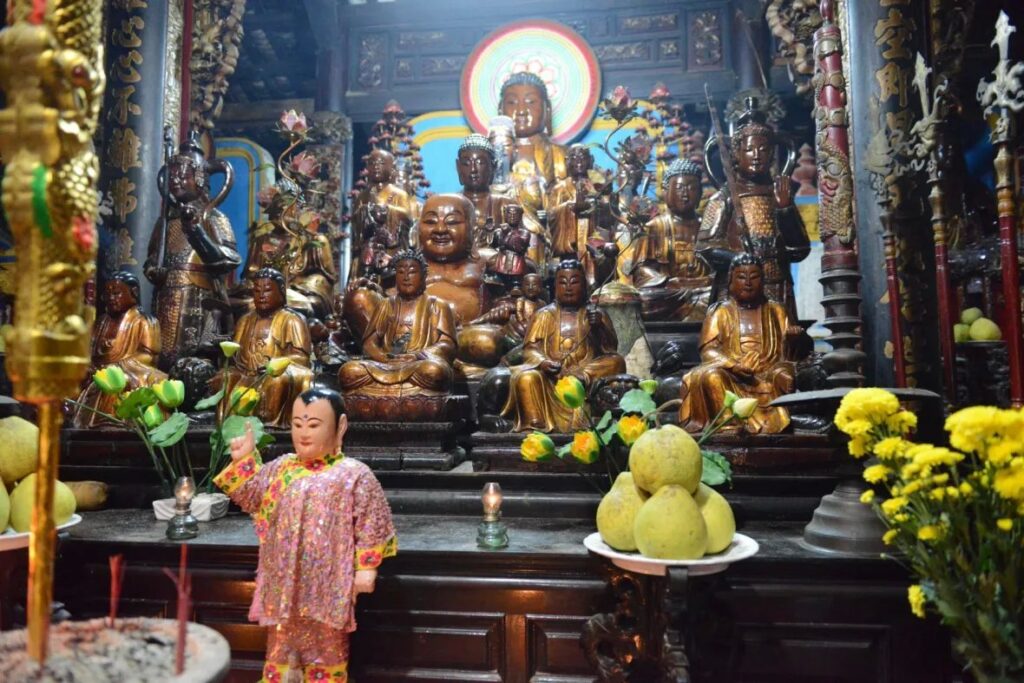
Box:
[501,259,626,432]
[499,72,567,188]
[73,272,167,428]
[471,272,547,343]
[339,250,457,399]
[348,149,415,282]
[146,131,241,370]
[700,100,809,319]
[211,268,314,428]
[623,159,714,321]
[679,254,804,435]
[547,145,616,285]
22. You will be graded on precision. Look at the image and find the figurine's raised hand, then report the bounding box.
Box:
[774,176,794,208]
[354,568,378,596]
[229,422,256,462]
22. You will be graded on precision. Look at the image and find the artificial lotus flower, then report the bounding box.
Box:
[257,185,279,209]
[639,379,659,395]
[290,151,321,178]
[722,390,739,410]
[220,341,241,358]
[570,431,601,464]
[603,85,636,123]
[617,414,648,446]
[152,379,185,409]
[266,357,292,378]
[649,82,671,103]
[93,365,128,395]
[279,109,308,135]
[230,387,261,417]
[520,432,556,462]
[732,397,759,420]
[142,403,165,429]
[554,376,586,409]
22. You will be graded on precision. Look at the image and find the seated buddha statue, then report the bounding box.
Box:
[678,253,806,435]
[501,259,626,432]
[211,268,315,428]
[348,149,415,283]
[418,193,490,324]
[73,272,167,428]
[622,159,714,321]
[547,144,617,285]
[471,272,547,344]
[499,71,567,188]
[339,250,457,400]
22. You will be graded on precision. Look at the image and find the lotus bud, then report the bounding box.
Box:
[93,365,128,395]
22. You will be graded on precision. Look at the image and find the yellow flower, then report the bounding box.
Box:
[617,415,647,446]
[520,432,555,462]
[997,518,1014,532]
[835,388,900,432]
[731,397,759,420]
[945,405,1002,453]
[929,487,946,502]
[842,419,873,438]
[959,482,973,496]
[265,357,292,377]
[917,525,942,541]
[912,446,963,470]
[848,436,869,459]
[93,365,128,395]
[901,479,926,496]
[986,440,1022,467]
[883,529,899,545]
[893,512,909,523]
[570,430,601,464]
[946,486,961,500]
[220,341,241,358]
[885,410,918,435]
[993,462,1024,501]
[152,379,185,409]
[907,584,926,618]
[554,376,586,409]
[881,496,908,517]
[874,436,910,462]
[860,489,875,504]
[863,464,892,484]
[230,387,260,416]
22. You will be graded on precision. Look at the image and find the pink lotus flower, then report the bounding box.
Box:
[290,151,320,178]
[603,85,636,123]
[649,82,671,102]
[278,109,308,135]
[257,185,279,209]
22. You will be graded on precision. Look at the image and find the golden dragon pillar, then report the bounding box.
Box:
[0,0,105,662]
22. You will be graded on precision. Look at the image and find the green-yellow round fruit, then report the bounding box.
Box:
[0,416,39,487]
[628,424,702,495]
[633,485,707,559]
[596,472,648,551]
[960,307,984,325]
[694,483,736,554]
[9,474,77,533]
[969,317,1002,342]
[0,483,9,532]
[953,323,971,343]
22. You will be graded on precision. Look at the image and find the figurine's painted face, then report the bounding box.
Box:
[737,133,773,177]
[501,83,547,138]
[253,277,285,316]
[555,267,586,308]
[395,258,426,298]
[729,263,764,305]
[457,148,495,191]
[168,158,202,203]
[104,280,136,316]
[366,150,395,184]
[522,273,544,299]
[419,196,472,262]
[291,396,348,461]
[567,147,592,178]
[503,204,524,225]
[666,174,701,215]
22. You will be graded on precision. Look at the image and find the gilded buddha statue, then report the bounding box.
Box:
[471,272,547,344]
[622,159,714,321]
[678,253,804,435]
[700,99,809,319]
[211,268,314,428]
[499,72,567,188]
[348,149,415,283]
[145,131,240,370]
[418,193,490,324]
[73,272,167,428]
[501,259,625,432]
[338,250,457,401]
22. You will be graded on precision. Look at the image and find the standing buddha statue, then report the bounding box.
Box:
[348,149,415,283]
[700,99,809,320]
[457,133,517,258]
[73,272,167,428]
[145,131,241,370]
[547,144,616,284]
[499,71,567,188]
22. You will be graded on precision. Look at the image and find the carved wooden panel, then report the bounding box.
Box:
[688,9,724,70]
[619,12,679,33]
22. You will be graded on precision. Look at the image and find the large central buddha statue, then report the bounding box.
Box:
[211,268,314,427]
[500,259,626,432]
[418,193,490,324]
[499,72,567,188]
[678,254,804,434]
[338,250,457,400]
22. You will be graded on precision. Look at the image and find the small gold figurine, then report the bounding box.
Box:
[678,253,804,435]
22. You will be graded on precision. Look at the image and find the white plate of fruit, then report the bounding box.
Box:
[0,514,82,552]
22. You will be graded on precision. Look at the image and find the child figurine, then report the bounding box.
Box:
[486,203,534,290]
[215,387,396,682]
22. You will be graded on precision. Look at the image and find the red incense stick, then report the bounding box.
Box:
[108,554,125,628]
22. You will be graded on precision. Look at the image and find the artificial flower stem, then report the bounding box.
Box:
[642,398,683,427]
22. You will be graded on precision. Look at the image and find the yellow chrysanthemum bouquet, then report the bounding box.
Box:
[836,388,1024,682]
[520,378,759,492]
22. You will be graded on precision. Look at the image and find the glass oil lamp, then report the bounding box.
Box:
[476,482,509,549]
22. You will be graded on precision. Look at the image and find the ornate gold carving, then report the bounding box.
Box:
[594,42,651,63]
[397,31,446,51]
[189,0,245,131]
[422,56,465,76]
[766,0,821,96]
[690,11,722,67]
[619,13,678,33]
[358,34,386,90]
[163,0,183,141]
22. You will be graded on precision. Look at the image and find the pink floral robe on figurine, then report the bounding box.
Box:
[215,450,397,682]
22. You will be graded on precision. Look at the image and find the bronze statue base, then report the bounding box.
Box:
[342,393,467,423]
